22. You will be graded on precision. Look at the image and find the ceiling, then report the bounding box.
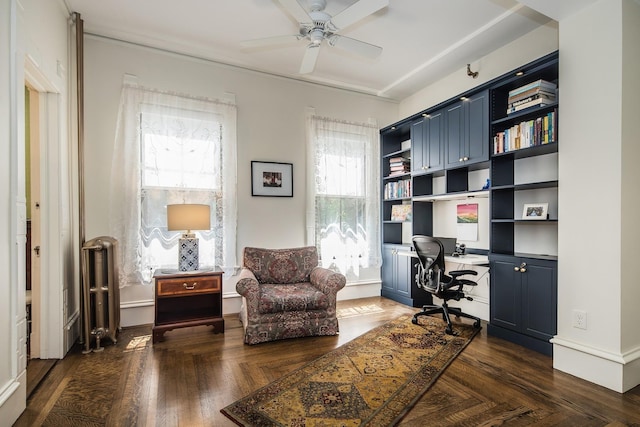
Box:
[62,0,592,101]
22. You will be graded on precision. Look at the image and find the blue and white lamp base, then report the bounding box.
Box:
[178,235,199,271]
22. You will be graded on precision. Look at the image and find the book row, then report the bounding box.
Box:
[494,110,556,154]
[384,179,411,200]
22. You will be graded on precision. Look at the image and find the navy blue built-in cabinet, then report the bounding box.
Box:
[381,51,559,354]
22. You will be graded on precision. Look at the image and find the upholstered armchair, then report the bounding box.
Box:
[236,246,346,345]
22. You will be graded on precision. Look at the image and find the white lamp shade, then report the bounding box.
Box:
[167,204,211,232]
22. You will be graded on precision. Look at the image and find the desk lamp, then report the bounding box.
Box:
[167,204,211,272]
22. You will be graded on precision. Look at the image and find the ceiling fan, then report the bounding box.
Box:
[241,0,388,74]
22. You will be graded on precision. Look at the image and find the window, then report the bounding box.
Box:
[110,82,237,286]
[306,113,381,280]
[139,108,222,279]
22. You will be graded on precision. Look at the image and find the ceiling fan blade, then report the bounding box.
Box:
[277,0,311,24]
[241,34,301,49]
[330,0,389,30]
[299,45,320,74]
[329,35,382,59]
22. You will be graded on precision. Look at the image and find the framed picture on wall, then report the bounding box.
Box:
[251,161,293,197]
[522,203,548,220]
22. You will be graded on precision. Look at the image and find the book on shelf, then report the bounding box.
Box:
[391,204,412,222]
[508,87,556,104]
[507,97,555,114]
[389,162,409,168]
[388,156,409,163]
[508,92,555,109]
[508,79,557,98]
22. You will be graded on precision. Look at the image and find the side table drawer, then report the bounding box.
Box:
[157,275,221,296]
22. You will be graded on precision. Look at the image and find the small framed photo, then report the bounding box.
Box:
[522,203,548,220]
[251,161,293,197]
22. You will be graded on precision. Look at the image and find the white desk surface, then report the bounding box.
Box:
[397,251,489,266]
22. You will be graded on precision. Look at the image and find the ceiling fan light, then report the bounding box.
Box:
[310,28,324,45]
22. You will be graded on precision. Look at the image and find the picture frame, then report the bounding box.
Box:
[391,204,412,222]
[522,203,548,220]
[251,161,293,197]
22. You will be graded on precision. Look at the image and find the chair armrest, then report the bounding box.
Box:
[449,269,478,278]
[236,268,260,296]
[236,268,263,321]
[310,267,346,296]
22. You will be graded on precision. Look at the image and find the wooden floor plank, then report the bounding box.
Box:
[14,296,640,427]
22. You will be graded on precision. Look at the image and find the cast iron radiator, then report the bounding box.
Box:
[81,236,120,353]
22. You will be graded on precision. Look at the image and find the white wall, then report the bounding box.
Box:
[1,0,74,425]
[552,0,640,393]
[399,24,559,121]
[82,35,399,325]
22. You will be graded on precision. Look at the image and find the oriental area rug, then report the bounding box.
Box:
[221,314,480,426]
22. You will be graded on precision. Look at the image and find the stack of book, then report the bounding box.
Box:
[388,156,410,177]
[507,79,557,114]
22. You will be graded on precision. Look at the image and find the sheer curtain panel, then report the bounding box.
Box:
[110,81,237,286]
[306,113,381,280]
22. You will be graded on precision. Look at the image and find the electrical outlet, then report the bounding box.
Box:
[572,310,587,330]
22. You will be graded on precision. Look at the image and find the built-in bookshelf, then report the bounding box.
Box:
[487,51,558,356]
[381,125,412,246]
[380,51,559,353]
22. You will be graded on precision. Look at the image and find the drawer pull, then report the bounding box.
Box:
[183,282,197,290]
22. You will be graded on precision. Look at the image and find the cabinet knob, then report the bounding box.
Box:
[422,166,428,170]
[459,158,463,162]
[183,282,197,290]
[515,262,527,273]
[463,156,469,161]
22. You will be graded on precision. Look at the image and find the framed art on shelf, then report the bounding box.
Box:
[391,204,412,222]
[251,161,293,197]
[522,203,548,220]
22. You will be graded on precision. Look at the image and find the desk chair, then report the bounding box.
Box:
[412,235,482,335]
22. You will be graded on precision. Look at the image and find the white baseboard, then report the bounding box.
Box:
[0,371,26,427]
[552,336,640,393]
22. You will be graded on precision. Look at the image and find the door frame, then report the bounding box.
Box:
[23,57,71,360]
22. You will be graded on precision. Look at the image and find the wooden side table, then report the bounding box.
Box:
[152,269,225,343]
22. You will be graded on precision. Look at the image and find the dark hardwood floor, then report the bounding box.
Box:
[15,296,640,426]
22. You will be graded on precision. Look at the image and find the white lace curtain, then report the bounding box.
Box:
[306,112,381,279]
[110,81,237,286]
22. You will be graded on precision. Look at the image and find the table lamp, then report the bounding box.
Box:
[167,204,211,271]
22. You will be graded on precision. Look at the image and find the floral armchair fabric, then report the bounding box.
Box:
[236,246,346,345]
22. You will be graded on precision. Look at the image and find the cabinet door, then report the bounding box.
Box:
[426,110,444,171]
[411,119,426,173]
[445,92,489,168]
[381,245,396,292]
[395,250,412,298]
[521,259,557,341]
[445,102,465,169]
[411,112,444,174]
[466,90,489,165]
[490,255,521,331]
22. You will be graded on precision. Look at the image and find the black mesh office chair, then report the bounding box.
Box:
[412,235,482,335]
